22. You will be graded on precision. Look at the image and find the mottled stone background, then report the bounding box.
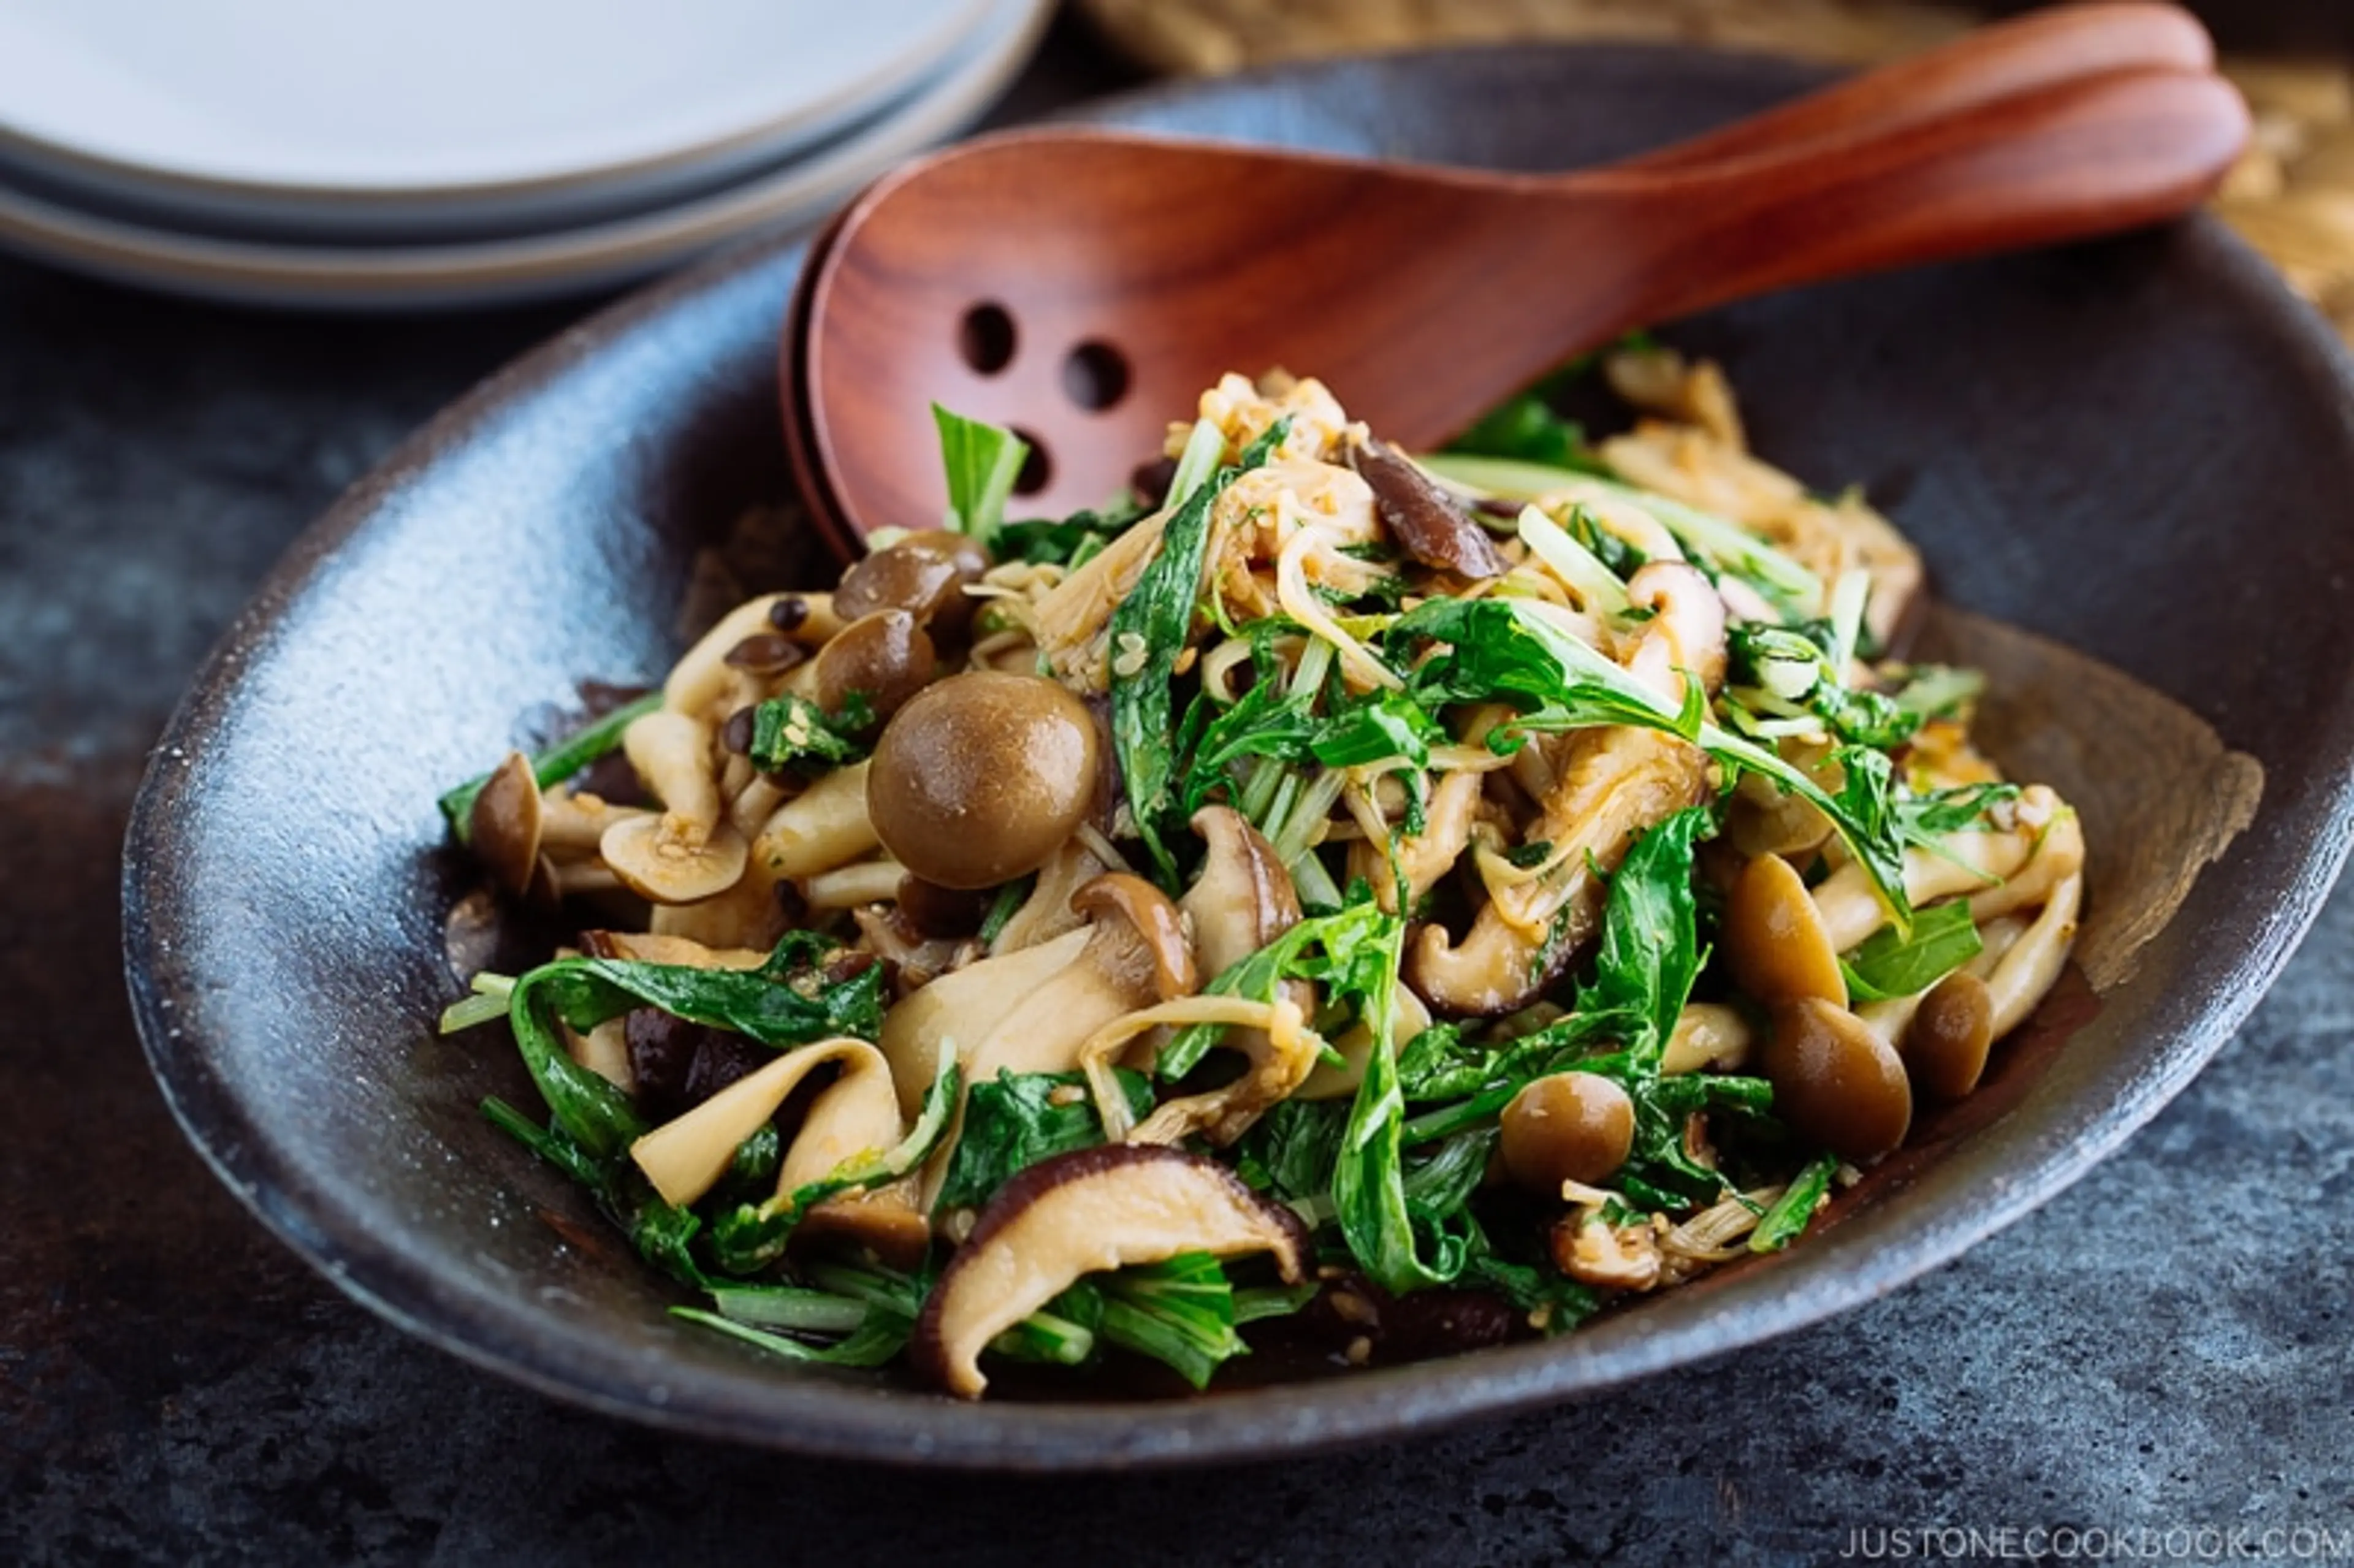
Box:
[2,19,2347,1565]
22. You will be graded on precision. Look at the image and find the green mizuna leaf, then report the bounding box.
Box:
[1111,418,1290,886]
[932,404,1030,547]
[1576,805,1712,1063]
[748,692,870,772]
[935,1068,1157,1210]
[1329,911,1471,1295]
[1840,900,1983,1002]
[1385,595,1909,921]
[1750,1152,1840,1253]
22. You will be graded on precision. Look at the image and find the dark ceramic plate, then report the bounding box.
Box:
[124,46,2354,1469]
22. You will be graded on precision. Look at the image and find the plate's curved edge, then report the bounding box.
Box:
[0,0,1055,310]
[119,42,2354,1469]
[0,0,994,202]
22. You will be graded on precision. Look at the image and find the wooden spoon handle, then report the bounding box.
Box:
[1580,68,2249,331]
[1621,1,2213,172]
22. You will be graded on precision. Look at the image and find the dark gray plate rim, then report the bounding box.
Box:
[122,44,2354,1469]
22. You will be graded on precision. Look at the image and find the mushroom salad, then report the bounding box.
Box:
[439,344,2086,1399]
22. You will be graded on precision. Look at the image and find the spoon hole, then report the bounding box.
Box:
[1010,428,1052,496]
[958,303,1017,376]
[1060,340,1131,412]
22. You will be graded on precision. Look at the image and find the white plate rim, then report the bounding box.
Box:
[0,0,1053,310]
[0,0,993,204]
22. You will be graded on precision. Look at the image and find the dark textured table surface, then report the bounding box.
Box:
[6,23,2353,1567]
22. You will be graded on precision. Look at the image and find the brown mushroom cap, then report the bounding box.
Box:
[867,671,1099,889]
[1761,997,1913,1162]
[598,814,750,904]
[1724,853,1847,1008]
[1903,970,1996,1101]
[902,527,991,579]
[910,1144,1311,1399]
[1499,1070,1637,1193]
[469,751,543,896]
[812,609,939,725]
[1072,872,1198,1001]
[834,531,989,636]
[896,873,988,938]
[1347,437,1508,579]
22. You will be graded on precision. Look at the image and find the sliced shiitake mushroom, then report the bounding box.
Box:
[1760,997,1912,1162]
[1903,970,1995,1101]
[867,671,1099,890]
[1724,852,1846,1007]
[910,1144,1311,1399]
[1499,1070,1636,1193]
[1347,436,1508,579]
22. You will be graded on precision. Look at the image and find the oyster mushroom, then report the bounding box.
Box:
[878,926,1099,1118]
[628,1035,927,1261]
[1409,728,1707,1016]
[1378,768,1485,915]
[1407,562,1723,1016]
[600,709,748,904]
[579,930,766,969]
[881,876,1195,1122]
[631,1036,883,1205]
[910,1144,1311,1399]
[1346,436,1507,579]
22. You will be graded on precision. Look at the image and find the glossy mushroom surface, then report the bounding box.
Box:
[811,608,938,725]
[1499,1071,1637,1192]
[833,531,988,635]
[1724,852,1847,1007]
[1904,969,1997,1100]
[866,671,1100,889]
[1760,998,1913,1162]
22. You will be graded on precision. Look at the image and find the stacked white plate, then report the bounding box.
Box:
[0,0,1054,308]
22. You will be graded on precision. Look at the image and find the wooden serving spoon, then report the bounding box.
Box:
[785,2,2247,554]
